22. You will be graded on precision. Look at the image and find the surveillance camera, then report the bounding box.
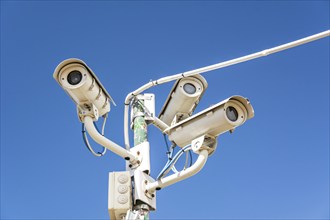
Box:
[165,96,254,148]
[159,75,208,126]
[53,58,115,121]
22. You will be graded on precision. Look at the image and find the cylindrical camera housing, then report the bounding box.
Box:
[166,96,254,147]
[159,75,208,126]
[54,59,114,117]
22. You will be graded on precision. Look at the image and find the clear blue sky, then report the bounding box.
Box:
[1,1,329,219]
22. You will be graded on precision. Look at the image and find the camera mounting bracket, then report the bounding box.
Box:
[77,103,99,122]
[191,134,217,156]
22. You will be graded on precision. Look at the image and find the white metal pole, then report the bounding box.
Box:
[182,30,330,77]
[84,116,139,164]
[123,30,330,149]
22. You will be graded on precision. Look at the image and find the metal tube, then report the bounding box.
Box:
[123,30,330,149]
[156,73,183,84]
[151,117,170,132]
[84,116,138,163]
[133,101,148,146]
[182,30,330,77]
[146,150,209,193]
[126,30,330,99]
[124,104,130,150]
[131,99,150,218]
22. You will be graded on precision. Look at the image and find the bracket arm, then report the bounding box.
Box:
[84,116,139,164]
[146,149,208,193]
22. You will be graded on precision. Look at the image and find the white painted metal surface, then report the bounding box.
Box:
[128,142,151,174]
[146,149,209,193]
[150,117,169,132]
[165,96,254,147]
[134,170,157,210]
[108,171,132,219]
[53,58,115,117]
[159,75,208,126]
[123,30,330,150]
[84,116,138,163]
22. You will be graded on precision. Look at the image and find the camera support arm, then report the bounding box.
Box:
[145,149,209,193]
[84,116,139,164]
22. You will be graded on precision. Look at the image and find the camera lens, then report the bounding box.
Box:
[226,106,238,122]
[67,71,82,85]
[183,83,196,94]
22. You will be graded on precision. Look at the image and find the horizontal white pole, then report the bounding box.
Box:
[182,30,330,77]
[126,30,330,104]
[123,30,330,149]
[84,116,139,163]
[124,105,131,150]
[146,150,209,193]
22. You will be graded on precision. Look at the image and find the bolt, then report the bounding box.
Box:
[145,190,148,194]
[129,164,132,168]
[144,180,148,185]
[137,151,140,156]
[152,194,155,198]
[137,160,140,165]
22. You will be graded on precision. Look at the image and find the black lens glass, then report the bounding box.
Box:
[226,106,238,122]
[183,83,196,94]
[67,71,82,85]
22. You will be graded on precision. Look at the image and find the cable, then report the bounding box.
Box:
[157,145,191,179]
[189,149,193,167]
[82,115,107,157]
[169,144,179,174]
[157,145,192,180]
[136,99,150,116]
[184,151,189,170]
[162,134,179,172]
[101,113,108,135]
[134,97,154,120]
[163,134,170,155]
[183,150,193,170]
[161,134,195,177]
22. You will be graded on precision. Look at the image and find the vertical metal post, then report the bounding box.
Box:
[133,100,148,146]
[132,99,150,219]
